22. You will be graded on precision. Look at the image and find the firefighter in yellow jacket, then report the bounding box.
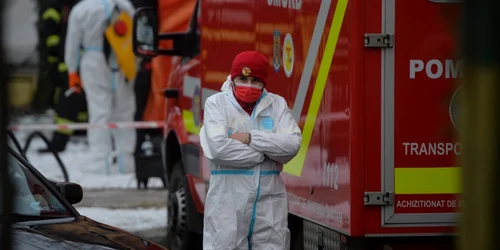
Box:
[37,0,89,154]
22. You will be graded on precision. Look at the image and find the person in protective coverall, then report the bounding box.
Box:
[64,0,137,173]
[199,51,302,250]
[136,14,154,51]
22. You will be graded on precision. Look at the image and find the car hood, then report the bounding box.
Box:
[12,216,167,250]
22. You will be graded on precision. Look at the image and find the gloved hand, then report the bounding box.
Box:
[68,72,82,94]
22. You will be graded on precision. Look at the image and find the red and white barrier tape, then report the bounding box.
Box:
[7,121,165,131]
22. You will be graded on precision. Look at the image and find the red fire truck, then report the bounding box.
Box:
[132,0,463,249]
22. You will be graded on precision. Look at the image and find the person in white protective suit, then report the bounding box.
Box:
[64,0,138,173]
[136,14,154,51]
[199,51,302,250]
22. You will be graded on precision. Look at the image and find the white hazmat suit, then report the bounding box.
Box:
[136,15,154,51]
[200,76,302,250]
[65,0,137,173]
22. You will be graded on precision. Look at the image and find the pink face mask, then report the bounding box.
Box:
[233,82,263,104]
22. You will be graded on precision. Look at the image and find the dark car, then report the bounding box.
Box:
[5,147,168,250]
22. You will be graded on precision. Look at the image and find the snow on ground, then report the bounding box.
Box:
[76,207,167,232]
[9,114,164,189]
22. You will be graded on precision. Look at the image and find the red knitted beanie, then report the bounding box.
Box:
[230,51,269,86]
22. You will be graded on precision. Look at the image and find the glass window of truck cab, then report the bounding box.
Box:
[8,154,72,220]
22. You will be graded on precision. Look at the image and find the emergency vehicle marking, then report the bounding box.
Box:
[288,193,344,224]
[207,9,253,25]
[202,28,256,43]
[409,59,464,79]
[396,199,462,209]
[395,167,461,194]
[402,142,462,156]
[193,85,201,127]
[449,85,463,133]
[256,23,294,35]
[282,33,294,77]
[283,0,348,176]
[291,0,332,121]
[183,110,201,135]
[183,75,201,98]
[206,0,249,3]
[267,0,302,10]
[183,76,219,108]
[323,161,339,189]
[183,75,204,134]
[273,30,281,72]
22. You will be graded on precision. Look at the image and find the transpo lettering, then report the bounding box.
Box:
[402,142,462,156]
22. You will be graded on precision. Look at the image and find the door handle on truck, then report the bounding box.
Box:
[364,192,394,206]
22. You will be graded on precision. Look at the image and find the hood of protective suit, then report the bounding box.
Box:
[220,75,232,92]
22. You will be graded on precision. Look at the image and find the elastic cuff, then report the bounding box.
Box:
[249,130,259,148]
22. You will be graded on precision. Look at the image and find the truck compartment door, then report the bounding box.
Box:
[381,0,463,226]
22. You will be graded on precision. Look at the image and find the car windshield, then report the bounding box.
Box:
[7,153,72,221]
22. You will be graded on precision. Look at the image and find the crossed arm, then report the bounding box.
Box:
[201,96,302,166]
[200,97,265,167]
[247,97,302,164]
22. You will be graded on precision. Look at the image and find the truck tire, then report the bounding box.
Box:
[166,162,202,250]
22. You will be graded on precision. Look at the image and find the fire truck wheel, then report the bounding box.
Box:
[166,162,202,250]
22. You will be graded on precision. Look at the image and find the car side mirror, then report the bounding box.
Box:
[57,182,83,205]
[132,7,199,58]
[132,7,159,58]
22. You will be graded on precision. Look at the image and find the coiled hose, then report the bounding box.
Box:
[7,130,69,182]
[7,130,25,158]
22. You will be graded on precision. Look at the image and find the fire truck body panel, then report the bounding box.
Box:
[356,0,461,236]
[278,0,354,235]
[366,0,461,235]
[135,0,463,247]
[189,0,461,237]
[188,0,357,235]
